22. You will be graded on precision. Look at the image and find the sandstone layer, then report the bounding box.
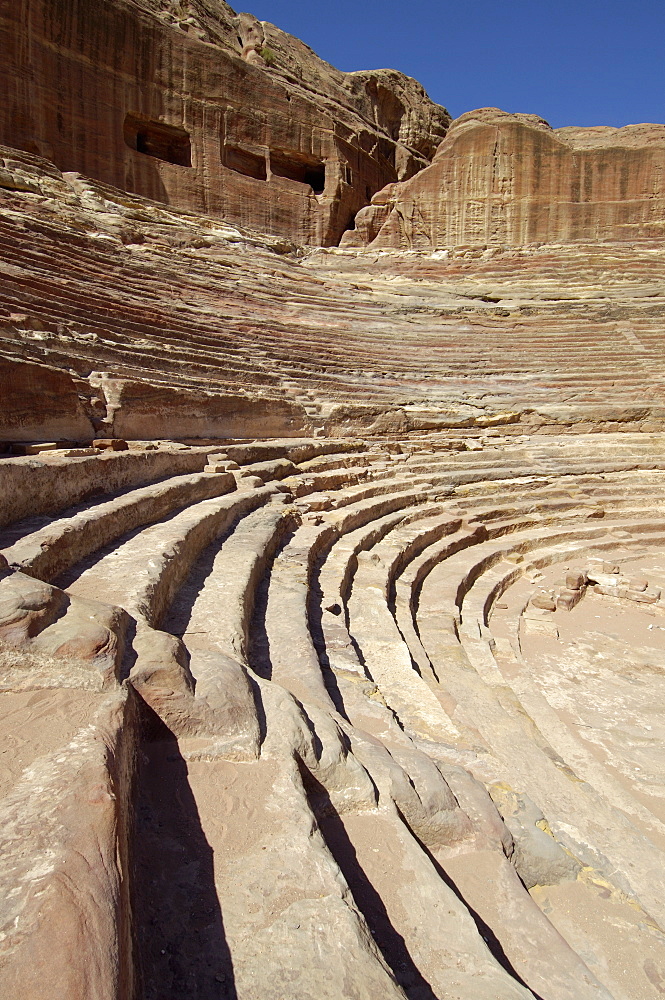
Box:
[1,0,449,245]
[2,6,665,1000]
[2,146,665,442]
[344,108,665,248]
[2,138,665,1000]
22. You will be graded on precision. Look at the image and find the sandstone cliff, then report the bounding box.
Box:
[2,145,665,444]
[3,8,665,998]
[343,108,665,248]
[1,0,449,245]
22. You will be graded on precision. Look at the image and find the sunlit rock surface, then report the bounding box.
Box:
[1,9,665,1000]
[344,108,665,248]
[1,0,449,245]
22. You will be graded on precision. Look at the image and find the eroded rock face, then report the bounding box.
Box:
[3,148,665,445]
[103,378,312,440]
[0,0,449,245]
[344,108,665,248]
[3,7,665,998]
[0,356,94,442]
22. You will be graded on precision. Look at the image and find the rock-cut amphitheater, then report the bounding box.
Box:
[2,2,665,998]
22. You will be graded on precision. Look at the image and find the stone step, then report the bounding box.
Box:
[0,446,214,529]
[63,484,282,627]
[163,500,297,668]
[1,470,236,582]
[346,515,465,744]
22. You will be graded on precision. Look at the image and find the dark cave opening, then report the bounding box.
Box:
[270,149,326,193]
[124,114,192,167]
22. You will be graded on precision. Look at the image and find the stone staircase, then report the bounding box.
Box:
[2,432,665,999]
[3,152,665,445]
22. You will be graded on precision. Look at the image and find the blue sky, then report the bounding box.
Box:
[248,0,664,129]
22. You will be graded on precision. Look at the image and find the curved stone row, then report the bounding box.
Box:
[2,432,664,999]
[3,151,665,446]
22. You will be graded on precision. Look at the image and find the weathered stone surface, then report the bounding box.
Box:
[104,378,311,440]
[490,785,580,889]
[0,446,214,529]
[2,7,665,999]
[0,0,449,245]
[345,108,665,248]
[0,571,131,690]
[556,587,584,611]
[3,146,665,439]
[1,440,665,997]
[530,593,557,612]
[1,470,236,582]
[565,570,587,591]
[0,355,94,441]
[0,690,138,1000]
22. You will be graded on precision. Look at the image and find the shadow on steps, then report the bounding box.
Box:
[400,812,543,1000]
[132,703,237,1000]
[246,527,297,681]
[302,767,438,1000]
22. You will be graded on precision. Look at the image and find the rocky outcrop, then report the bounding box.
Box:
[0,355,94,442]
[0,0,449,245]
[3,6,665,995]
[3,148,665,443]
[343,108,665,248]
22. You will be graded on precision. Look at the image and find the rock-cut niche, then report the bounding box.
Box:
[222,144,268,181]
[220,142,326,194]
[124,113,192,167]
[269,150,326,194]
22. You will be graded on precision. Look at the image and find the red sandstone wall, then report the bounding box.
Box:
[0,0,449,245]
[344,109,665,248]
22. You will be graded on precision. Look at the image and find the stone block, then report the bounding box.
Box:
[205,463,232,474]
[17,442,63,454]
[565,570,587,591]
[92,438,129,451]
[556,588,583,611]
[587,572,621,588]
[236,474,263,489]
[626,587,661,604]
[589,559,620,575]
[530,593,557,612]
[523,617,560,638]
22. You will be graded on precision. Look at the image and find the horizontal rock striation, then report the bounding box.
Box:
[2,8,665,998]
[344,108,665,248]
[0,0,449,245]
[2,147,665,443]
